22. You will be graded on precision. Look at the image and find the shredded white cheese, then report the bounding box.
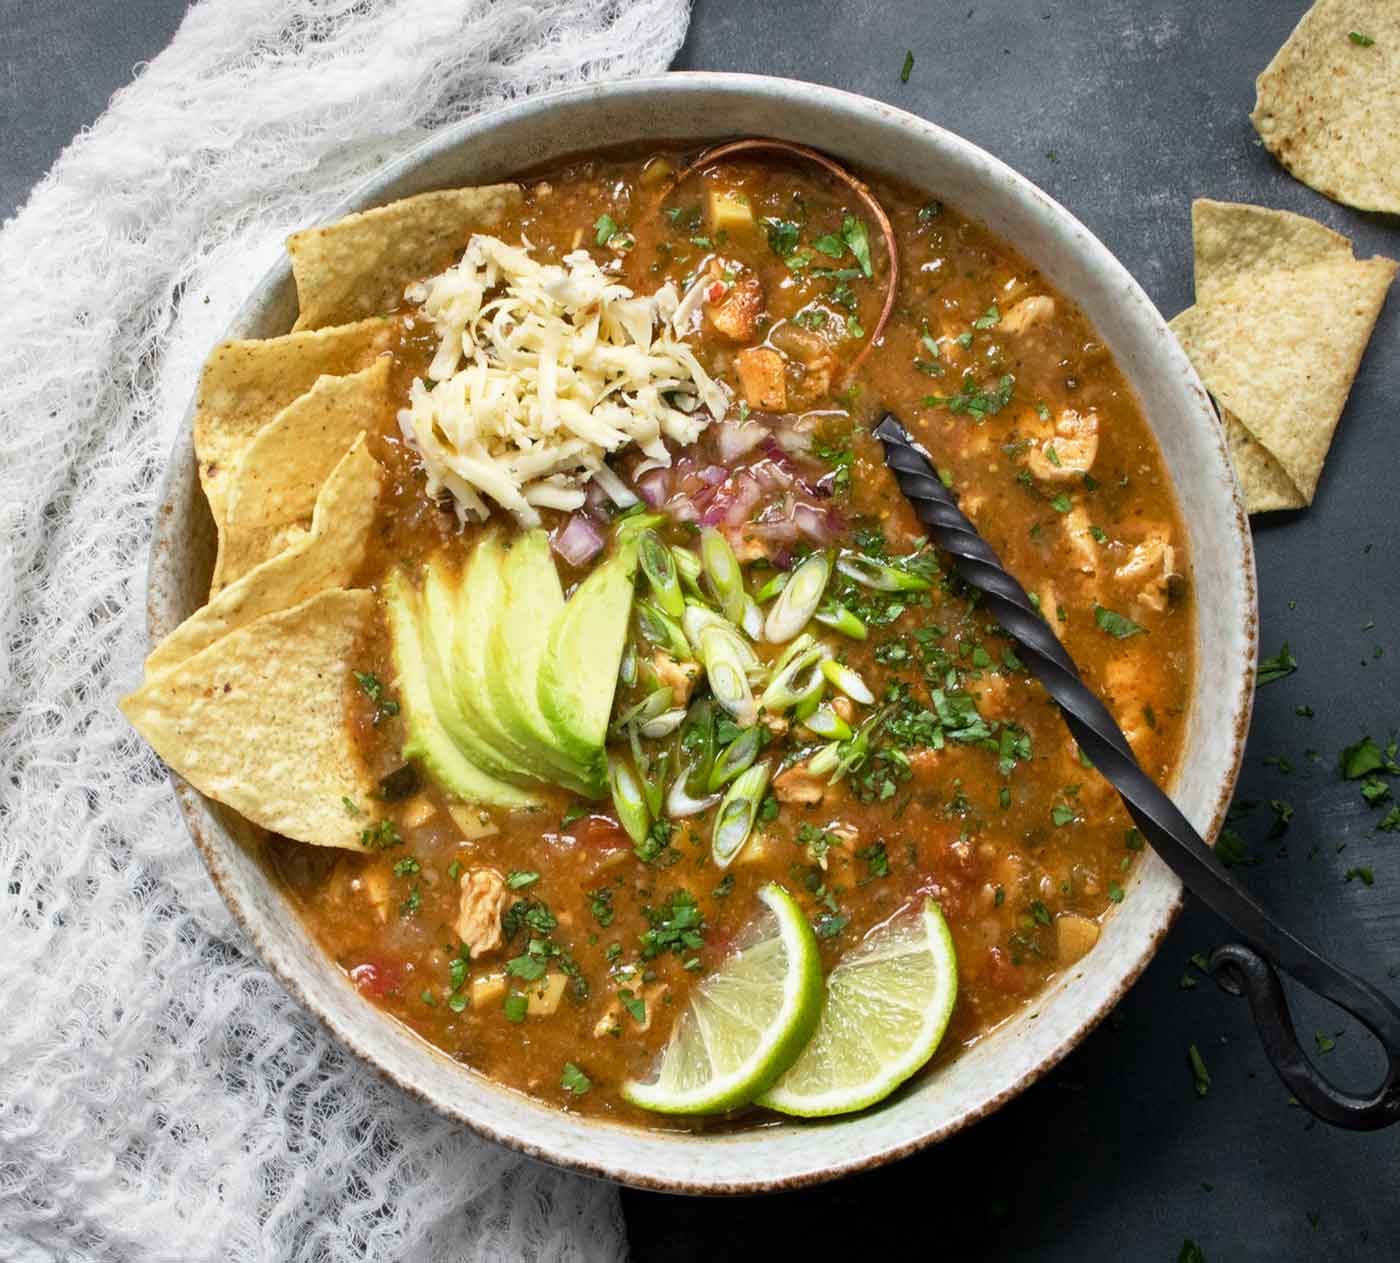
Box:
[397,234,729,526]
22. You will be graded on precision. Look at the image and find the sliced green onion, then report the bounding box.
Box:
[708,725,763,791]
[836,550,932,592]
[619,640,637,686]
[700,527,747,624]
[831,709,888,782]
[760,636,827,712]
[712,761,773,868]
[672,546,704,596]
[699,626,757,726]
[639,748,670,818]
[793,689,824,722]
[667,761,720,817]
[682,699,718,796]
[639,530,685,617]
[807,742,842,777]
[684,603,763,675]
[814,598,868,640]
[608,757,650,845]
[640,709,687,739]
[820,658,875,705]
[803,705,852,741]
[753,570,790,604]
[636,600,691,659]
[610,686,673,737]
[742,594,764,640]
[764,552,831,643]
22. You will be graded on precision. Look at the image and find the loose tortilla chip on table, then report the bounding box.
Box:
[145,437,381,679]
[1169,200,1395,514]
[1250,0,1400,214]
[120,588,381,851]
[212,357,392,593]
[288,184,523,331]
[193,317,390,535]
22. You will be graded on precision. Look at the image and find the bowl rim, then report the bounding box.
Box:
[147,70,1257,1193]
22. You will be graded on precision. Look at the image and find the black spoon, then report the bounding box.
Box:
[875,411,1400,1130]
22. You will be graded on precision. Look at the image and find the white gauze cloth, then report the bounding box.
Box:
[0,1,689,1259]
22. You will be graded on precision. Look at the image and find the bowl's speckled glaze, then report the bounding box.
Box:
[147,74,1256,1193]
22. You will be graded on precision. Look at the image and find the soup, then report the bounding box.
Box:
[188,146,1196,1126]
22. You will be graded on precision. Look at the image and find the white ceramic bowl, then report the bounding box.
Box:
[148,73,1257,1192]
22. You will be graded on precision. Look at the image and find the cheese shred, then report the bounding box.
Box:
[398,235,728,526]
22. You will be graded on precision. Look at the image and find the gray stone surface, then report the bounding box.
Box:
[4,1,1397,1258]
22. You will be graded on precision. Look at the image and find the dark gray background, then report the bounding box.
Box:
[5,1,1396,1258]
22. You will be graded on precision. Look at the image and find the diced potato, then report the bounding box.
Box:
[355,864,393,923]
[400,794,436,829]
[707,187,754,233]
[640,157,674,187]
[1055,912,1101,965]
[447,803,499,840]
[706,277,764,342]
[471,972,507,1008]
[735,346,786,411]
[526,972,568,1016]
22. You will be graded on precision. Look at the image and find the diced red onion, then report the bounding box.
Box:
[793,501,837,544]
[551,513,606,566]
[749,458,795,493]
[584,481,610,511]
[771,547,794,571]
[636,468,671,507]
[716,420,768,463]
[699,464,728,486]
[774,426,814,456]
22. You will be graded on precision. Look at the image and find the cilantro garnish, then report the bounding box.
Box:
[1094,605,1144,639]
[1188,1044,1211,1097]
[503,994,527,1023]
[1349,31,1375,47]
[900,49,915,82]
[593,213,620,245]
[1256,644,1297,686]
[811,232,845,259]
[1340,735,1398,779]
[639,889,704,961]
[841,215,873,278]
[506,870,540,890]
[973,304,1000,329]
[762,218,800,256]
[353,670,400,724]
[559,1062,592,1095]
[924,373,1015,420]
[1214,827,1255,868]
[587,887,615,927]
[359,819,402,850]
[1345,867,1375,886]
[619,989,646,1024]
[392,856,421,878]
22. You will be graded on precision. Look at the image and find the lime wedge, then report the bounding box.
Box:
[758,898,958,1118]
[622,884,822,1115]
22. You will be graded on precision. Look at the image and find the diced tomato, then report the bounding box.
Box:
[350,957,404,999]
[985,946,1028,995]
[705,280,728,304]
[570,814,630,850]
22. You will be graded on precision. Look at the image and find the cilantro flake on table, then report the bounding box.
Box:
[1348,30,1375,47]
[1361,775,1392,807]
[1187,1043,1211,1097]
[900,49,915,82]
[1214,827,1255,868]
[1340,734,1398,779]
[1256,643,1297,686]
[1345,866,1375,886]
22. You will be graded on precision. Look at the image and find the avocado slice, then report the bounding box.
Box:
[536,532,641,779]
[452,533,576,785]
[419,557,544,789]
[487,530,603,798]
[384,572,541,809]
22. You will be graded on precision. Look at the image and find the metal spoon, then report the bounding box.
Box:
[876,411,1400,1131]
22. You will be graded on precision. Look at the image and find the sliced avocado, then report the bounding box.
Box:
[487,530,603,798]
[452,533,572,785]
[383,572,541,809]
[419,557,544,789]
[537,532,641,778]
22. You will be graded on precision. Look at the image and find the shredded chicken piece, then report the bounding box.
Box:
[1062,501,1099,574]
[1039,582,1067,636]
[653,651,700,707]
[1000,295,1056,336]
[455,868,508,959]
[1102,657,1151,753]
[592,981,665,1037]
[774,761,825,805]
[705,270,764,342]
[1027,408,1099,482]
[735,346,787,410]
[1115,531,1178,614]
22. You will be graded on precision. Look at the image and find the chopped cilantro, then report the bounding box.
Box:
[1179,1240,1205,1263]
[506,869,540,890]
[398,886,422,918]
[1107,881,1125,903]
[1029,900,1052,927]
[561,803,590,828]
[342,796,363,817]
[392,856,421,878]
[593,213,620,246]
[811,232,845,259]
[1051,802,1075,827]
[1345,867,1375,886]
[1340,735,1396,779]
[1257,643,1297,686]
[924,373,1015,420]
[1314,1031,1337,1054]
[359,819,402,850]
[559,1062,592,1095]
[973,304,1000,329]
[640,889,704,961]
[1267,799,1294,838]
[506,953,547,982]
[353,670,400,723]
[1050,493,1072,514]
[447,858,462,881]
[1348,31,1375,47]
[814,911,850,939]
[714,872,736,898]
[794,307,829,330]
[619,989,647,1024]
[900,49,915,82]
[1295,705,1315,718]
[1094,605,1145,639]
[1361,776,1392,807]
[1378,806,1400,832]
[503,994,527,1023]
[856,841,890,879]
[842,216,874,277]
[588,887,615,927]
[812,433,854,498]
[1215,827,1255,868]
[762,217,800,257]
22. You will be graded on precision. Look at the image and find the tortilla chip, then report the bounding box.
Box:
[1221,406,1307,514]
[212,357,392,593]
[193,318,390,534]
[121,588,379,850]
[1251,0,1400,214]
[145,437,381,679]
[1169,201,1395,511]
[288,184,523,331]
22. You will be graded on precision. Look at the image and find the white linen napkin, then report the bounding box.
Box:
[0,1,689,1258]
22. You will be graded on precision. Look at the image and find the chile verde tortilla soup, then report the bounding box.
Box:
[124,144,1194,1127]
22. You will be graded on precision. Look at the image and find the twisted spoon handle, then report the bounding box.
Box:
[875,412,1400,1130]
